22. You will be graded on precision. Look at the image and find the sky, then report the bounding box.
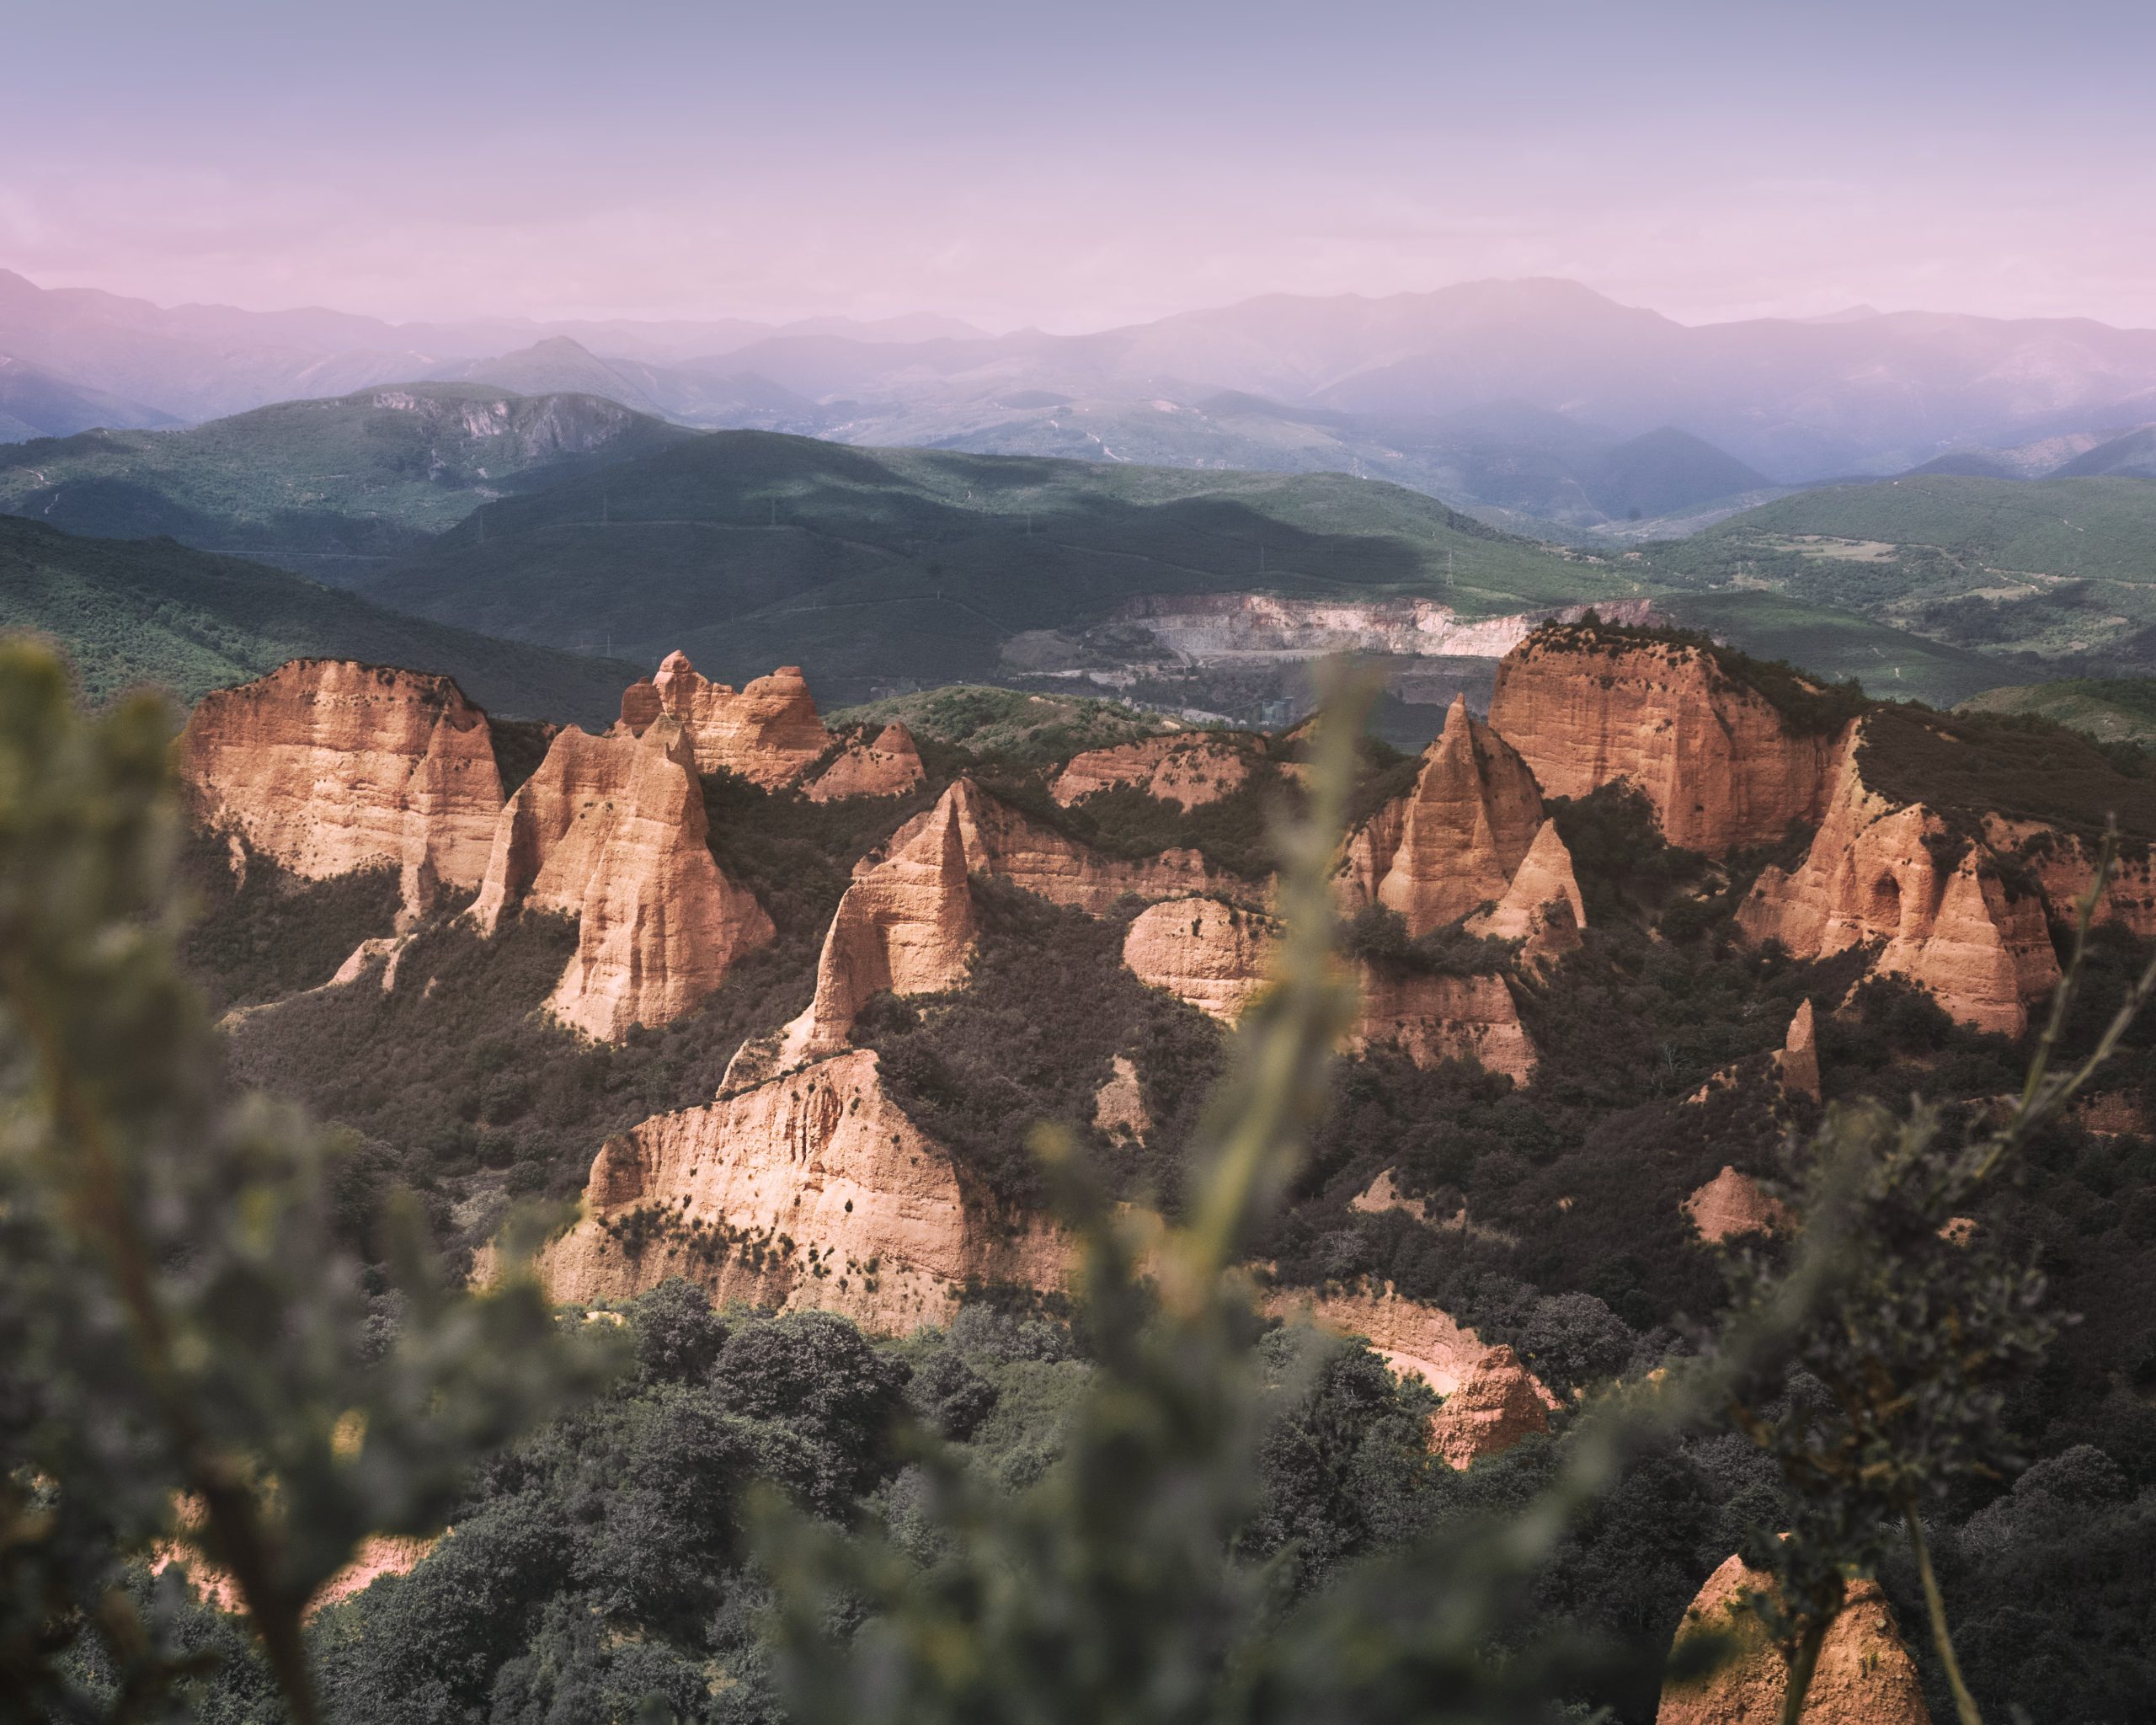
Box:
[8,0,2154,333]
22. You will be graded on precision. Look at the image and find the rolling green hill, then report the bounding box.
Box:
[354,430,1646,698]
[0,382,696,574]
[0,515,637,724]
[1652,590,2022,708]
[1640,476,2156,670]
[1956,676,2156,747]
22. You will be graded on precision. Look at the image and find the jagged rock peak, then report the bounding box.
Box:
[177,658,504,926]
[1780,999,1821,1099]
[1488,628,1846,856]
[1425,1344,1554,1469]
[804,720,927,802]
[617,650,834,787]
[536,1049,1066,1332]
[1050,731,1260,810]
[1737,725,2058,1036]
[1469,817,1587,942]
[724,780,977,1092]
[1657,1554,1932,1723]
[470,717,773,1040]
[1342,694,1545,936]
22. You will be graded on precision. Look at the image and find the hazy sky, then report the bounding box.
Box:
[8,0,2153,331]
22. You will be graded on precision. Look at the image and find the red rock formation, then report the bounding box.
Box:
[1262,1284,1491,1394]
[1684,1167,1793,1242]
[804,722,927,801]
[178,660,504,921]
[1780,1000,1821,1100]
[1340,696,1545,935]
[725,784,979,1090]
[1488,630,1844,856]
[1123,897,1282,1022]
[1985,817,2156,940]
[1737,731,2060,1036]
[1351,966,1537,1082]
[471,718,774,1040]
[617,652,834,787]
[537,1049,1065,1331]
[1123,896,1538,1081]
[1468,818,1588,941]
[1658,1555,1932,1724]
[885,777,1231,912]
[1051,732,1258,809]
[1426,1344,1552,1468]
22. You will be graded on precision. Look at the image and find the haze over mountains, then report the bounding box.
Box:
[8,269,2155,537]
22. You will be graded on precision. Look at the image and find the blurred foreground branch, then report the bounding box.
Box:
[0,644,622,1723]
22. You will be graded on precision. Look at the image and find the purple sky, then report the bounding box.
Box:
[9,0,2153,331]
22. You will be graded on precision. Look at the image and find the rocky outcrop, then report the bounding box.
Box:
[1737,730,2060,1036]
[1488,630,1843,856]
[885,777,1231,913]
[1123,898,1281,1022]
[537,1049,1065,1331]
[804,723,926,802]
[1985,817,2156,940]
[1262,1284,1491,1395]
[617,653,834,788]
[1426,1344,1551,1468]
[1467,819,1587,941]
[1051,733,1258,809]
[1350,967,1537,1082]
[1123,896,1536,1081]
[1093,1054,1151,1140]
[724,786,979,1091]
[1341,696,1545,935]
[178,660,504,921]
[1684,1167,1793,1243]
[471,718,773,1040]
[1780,1000,1821,1100]
[1658,1555,1932,1724]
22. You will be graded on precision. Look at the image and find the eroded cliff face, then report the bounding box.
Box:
[1051,733,1259,809]
[471,717,774,1040]
[1737,729,2059,1037]
[1262,1284,1492,1395]
[1351,967,1537,1081]
[1488,632,1843,856]
[1122,896,1537,1081]
[804,722,927,802]
[618,652,834,787]
[1658,1555,1932,1724]
[178,660,504,921]
[1985,817,2156,940]
[538,1049,1064,1330]
[886,777,1234,912]
[1426,1344,1551,1469]
[1341,696,1545,935]
[1122,897,1282,1023]
[724,787,979,1091]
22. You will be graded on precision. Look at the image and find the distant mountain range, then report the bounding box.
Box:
[5,268,2154,537]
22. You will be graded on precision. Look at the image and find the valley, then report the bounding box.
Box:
[108,615,2156,1720]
